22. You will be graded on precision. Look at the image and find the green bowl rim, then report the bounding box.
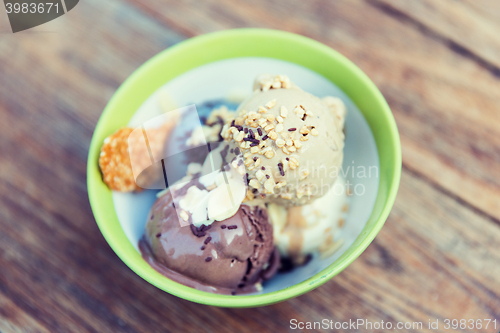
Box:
[87,28,401,307]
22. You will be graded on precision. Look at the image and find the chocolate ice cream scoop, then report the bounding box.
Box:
[140,183,279,294]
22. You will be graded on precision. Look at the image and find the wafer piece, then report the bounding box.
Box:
[99,118,177,191]
[99,128,138,192]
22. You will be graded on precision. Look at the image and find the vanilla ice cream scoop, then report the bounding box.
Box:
[221,74,346,206]
[268,176,348,264]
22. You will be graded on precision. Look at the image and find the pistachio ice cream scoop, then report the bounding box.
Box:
[221,74,346,206]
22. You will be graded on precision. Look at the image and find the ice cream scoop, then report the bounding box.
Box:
[268,176,348,264]
[221,74,346,206]
[140,181,279,294]
[162,105,236,186]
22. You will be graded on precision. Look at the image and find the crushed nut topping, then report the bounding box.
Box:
[280,106,288,118]
[265,99,277,109]
[255,74,292,91]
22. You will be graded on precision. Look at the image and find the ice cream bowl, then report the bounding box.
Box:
[87,28,401,307]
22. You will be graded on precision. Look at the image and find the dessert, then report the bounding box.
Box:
[99,74,348,294]
[140,141,280,294]
[162,105,235,185]
[140,187,278,294]
[268,177,348,265]
[99,127,139,192]
[221,75,346,206]
[99,116,178,191]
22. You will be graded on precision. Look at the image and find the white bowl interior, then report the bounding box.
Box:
[112,57,379,294]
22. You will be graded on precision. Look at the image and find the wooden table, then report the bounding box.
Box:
[1,0,499,332]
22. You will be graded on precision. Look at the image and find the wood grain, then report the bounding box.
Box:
[370,0,500,72]
[0,0,499,332]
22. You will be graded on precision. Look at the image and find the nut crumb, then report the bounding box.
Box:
[280,106,288,118]
[249,179,260,189]
[264,149,275,159]
[266,99,277,109]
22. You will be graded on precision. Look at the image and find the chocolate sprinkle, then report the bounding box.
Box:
[231,120,235,127]
[190,224,207,238]
[257,128,263,136]
[266,174,270,179]
[262,135,268,140]
[221,224,227,229]
[286,157,289,161]
[228,225,238,230]
[278,162,285,176]
[249,142,258,147]
[234,147,240,155]
[155,233,161,238]
[204,236,212,244]
[201,246,205,250]
[199,224,212,232]
[288,127,297,131]
[244,128,248,134]
[236,125,243,131]
[261,166,265,170]
[253,157,258,161]
[244,138,259,144]
[249,129,255,139]
[205,257,212,262]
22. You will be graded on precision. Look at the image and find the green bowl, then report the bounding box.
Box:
[87,28,401,307]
